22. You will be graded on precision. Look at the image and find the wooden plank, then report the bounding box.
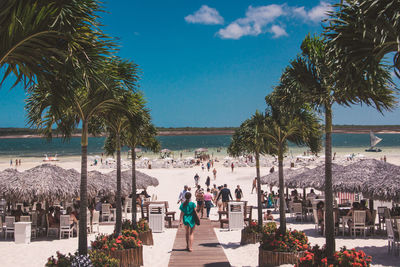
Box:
[168,218,231,267]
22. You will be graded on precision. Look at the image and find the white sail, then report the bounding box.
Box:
[370,131,382,147]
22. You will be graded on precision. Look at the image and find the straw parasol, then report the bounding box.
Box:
[335,159,400,202]
[101,170,159,197]
[287,163,343,190]
[0,164,81,202]
[260,167,310,187]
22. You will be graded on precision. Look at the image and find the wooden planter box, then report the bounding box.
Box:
[138,229,153,246]
[109,246,143,267]
[240,229,260,245]
[259,248,304,267]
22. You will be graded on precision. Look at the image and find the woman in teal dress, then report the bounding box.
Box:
[179,192,197,251]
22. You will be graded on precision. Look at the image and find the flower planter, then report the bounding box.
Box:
[240,229,260,245]
[259,248,304,267]
[109,246,143,267]
[138,229,153,246]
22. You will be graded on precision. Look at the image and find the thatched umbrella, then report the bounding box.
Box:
[335,159,400,202]
[0,164,80,202]
[288,163,343,190]
[100,170,159,197]
[260,167,310,188]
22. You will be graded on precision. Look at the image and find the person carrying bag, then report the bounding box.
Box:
[179,192,198,252]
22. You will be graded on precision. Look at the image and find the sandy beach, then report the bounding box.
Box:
[0,150,399,266]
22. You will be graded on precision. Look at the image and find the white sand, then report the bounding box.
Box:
[0,151,399,266]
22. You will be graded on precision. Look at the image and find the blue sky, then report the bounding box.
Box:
[0,0,399,127]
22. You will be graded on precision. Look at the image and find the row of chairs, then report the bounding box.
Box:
[1,211,100,240]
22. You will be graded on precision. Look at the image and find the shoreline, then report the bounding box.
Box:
[0,127,400,139]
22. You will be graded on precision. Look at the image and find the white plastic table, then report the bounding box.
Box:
[14,222,31,244]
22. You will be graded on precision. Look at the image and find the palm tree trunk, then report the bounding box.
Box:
[78,121,88,255]
[115,133,122,235]
[278,144,286,234]
[324,104,335,263]
[131,148,137,228]
[255,151,262,228]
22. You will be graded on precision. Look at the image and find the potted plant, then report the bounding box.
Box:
[122,219,153,246]
[240,220,267,245]
[91,229,143,267]
[259,226,308,266]
[296,245,373,267]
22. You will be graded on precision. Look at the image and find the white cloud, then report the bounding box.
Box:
[217,4,285,39]
[293,1,333,22]
[185,5,224,25]
[270,25,288,38]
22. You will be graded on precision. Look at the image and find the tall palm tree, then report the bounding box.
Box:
[124,108,160,227]
[99,61,140,235]
[0,0,111,89]
[103,92,159,231]
[25,58,136,255]
[277,34,396,262]
[326,0,400,79]
[263,93,322,234]
[228,111,272,228]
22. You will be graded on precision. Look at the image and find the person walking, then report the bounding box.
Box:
[195,185,205,218]
[179,192,197,252]
[194,173,199,186]
[235,185,243,201]
[205,176,211,188]
[207,161,211,171]
[204,188,213,218]
[211,184,218,204]
[177,185,188,204]
[251,177,257,194]
[212,168,217,180]
[231,162,234,172]
[217,184,233,211]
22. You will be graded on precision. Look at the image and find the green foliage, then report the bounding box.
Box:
[260,226,309,252]
[122,218,150,232]
[326,0,400,80]
[91,230,143,252]
[0,0,113,90]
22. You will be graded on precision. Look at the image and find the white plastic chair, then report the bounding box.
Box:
[46,214,58,237]
[5,216,15,239]
[87,210,91,233]
[125,198,132,217]
[351,210,366,237]
[386,219,399,255]
[101,204,111,222]
[292,203,303,222]
[31,212,38,238]
[92,211,100,233]
[59,215,73,239]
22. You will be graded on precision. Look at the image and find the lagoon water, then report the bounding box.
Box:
[0,133,399,157]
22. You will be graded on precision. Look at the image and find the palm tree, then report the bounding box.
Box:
[228,111,272,228]
[103,93,159,230]
[124,107,160,226]
[277,34,396,262]
[326,0,400,79]
[25,58,136,255]
[0,0,111,89]
[263,93,322,234]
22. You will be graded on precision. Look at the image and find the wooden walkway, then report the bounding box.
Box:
[168,218,231,267]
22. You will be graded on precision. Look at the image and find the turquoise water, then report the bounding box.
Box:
[0,133,399,157]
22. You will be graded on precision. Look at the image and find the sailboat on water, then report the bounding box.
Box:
[365,131,382,152]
